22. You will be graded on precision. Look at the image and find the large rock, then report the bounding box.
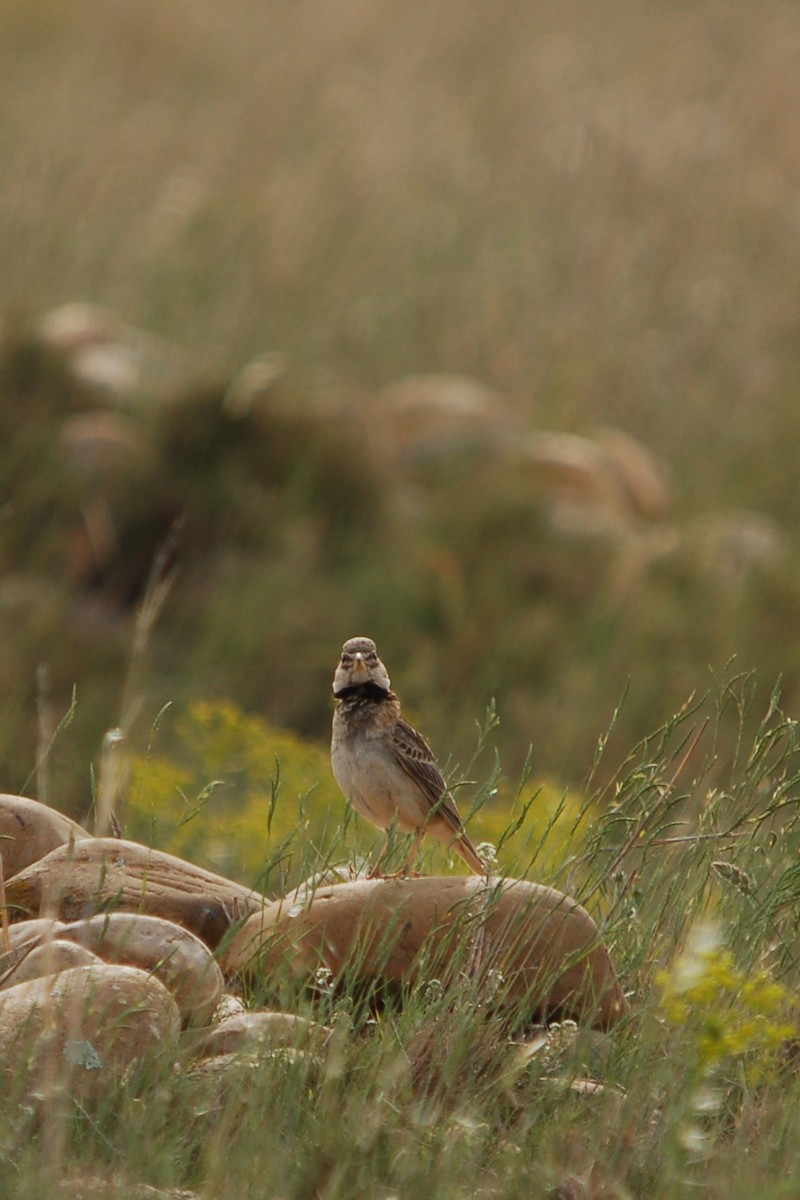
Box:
[4,838,264,949]
[0,794,89,879]
[0,913,224,1025]
[0,964,180,1101]
[56,913,225,1025]
[0,939,102,990]
[222,875,629,1030]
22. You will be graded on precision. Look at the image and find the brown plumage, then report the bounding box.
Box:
[330,636,486,877]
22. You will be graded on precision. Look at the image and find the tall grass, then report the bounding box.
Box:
[4,682,800,1199]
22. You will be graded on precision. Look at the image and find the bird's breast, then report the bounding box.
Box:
[331,714,421,833]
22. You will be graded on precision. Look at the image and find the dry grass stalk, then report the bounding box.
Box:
[0,851,9,953]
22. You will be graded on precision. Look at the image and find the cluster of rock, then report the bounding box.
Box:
[0,791,628,1104]
[5,301,784,604]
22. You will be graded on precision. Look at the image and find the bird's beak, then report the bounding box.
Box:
[349,652,370,683]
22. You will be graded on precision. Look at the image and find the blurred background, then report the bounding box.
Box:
[2,0,800,878]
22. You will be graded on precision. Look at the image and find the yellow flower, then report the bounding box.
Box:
[657,923,795,1075]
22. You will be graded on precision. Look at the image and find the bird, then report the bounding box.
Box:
[330,635,486,877]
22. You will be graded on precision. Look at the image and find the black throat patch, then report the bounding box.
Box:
[334,682,391,705]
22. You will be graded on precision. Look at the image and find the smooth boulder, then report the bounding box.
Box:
[56,913,225,1025]
[0,939,102,990]
[221,875,629,1031]
[4,838,264,948]
[0,964,180,1100]
[0,793,89,879]
[194,1010,329,1058]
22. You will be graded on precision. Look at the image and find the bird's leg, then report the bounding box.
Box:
[397,830,425,878]
[368,831,426,880]
[367,838,391,879]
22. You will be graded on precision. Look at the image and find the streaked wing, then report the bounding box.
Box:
[391,716,465,835]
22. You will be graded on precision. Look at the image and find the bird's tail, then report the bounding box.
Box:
[453,832,489,876]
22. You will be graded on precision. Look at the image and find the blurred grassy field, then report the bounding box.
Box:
[2,0,800,836]
[4,0,800,456]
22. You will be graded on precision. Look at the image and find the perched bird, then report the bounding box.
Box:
[331,636,486,877]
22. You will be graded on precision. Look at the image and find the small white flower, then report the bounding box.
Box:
[692,1086,722,1114]
[476,842,498,867]
[678,1122,710,1159]
[422,978,444,1003]
[314,966,334,993]
[484,967,505,998]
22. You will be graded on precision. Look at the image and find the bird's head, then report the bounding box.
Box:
[333,636,391,696]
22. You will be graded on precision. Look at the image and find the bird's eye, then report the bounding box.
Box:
[367,652,378,662]
[341,654,351,665]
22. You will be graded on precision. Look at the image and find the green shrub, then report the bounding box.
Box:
[128,698,593,889]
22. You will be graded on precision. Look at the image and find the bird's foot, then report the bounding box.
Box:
[367,866,424,880]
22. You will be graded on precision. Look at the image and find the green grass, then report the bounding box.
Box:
[5,681,800,1199]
